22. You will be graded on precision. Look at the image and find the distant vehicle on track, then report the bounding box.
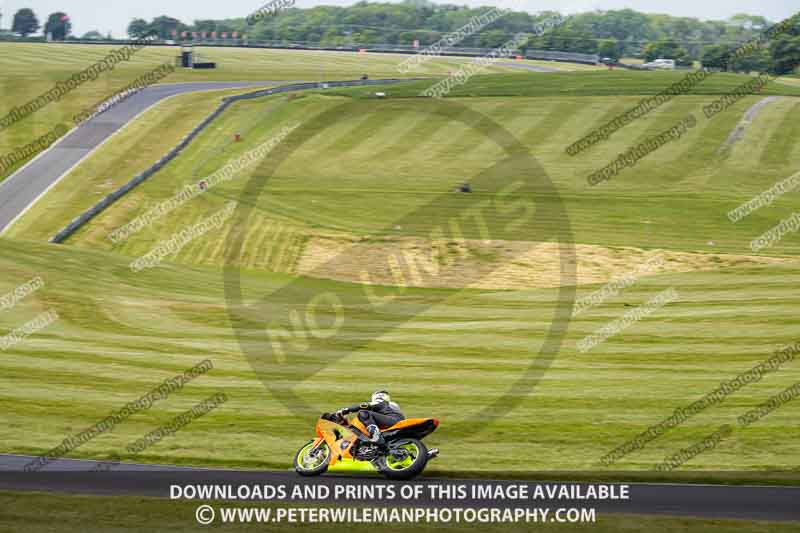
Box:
[642,58,676,70]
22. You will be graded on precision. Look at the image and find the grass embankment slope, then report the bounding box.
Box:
[12,72,800,261]
[1,237,798,474]
[326,71,800,97]
[0,43,551,181]
[1,70,800,478]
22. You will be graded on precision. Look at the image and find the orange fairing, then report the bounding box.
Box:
[382,418,439,432]
[351,416,369,436]
[316,418,359,467]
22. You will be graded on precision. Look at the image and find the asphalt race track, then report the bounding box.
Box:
[494,61,560,72]
[0,81,289,234]
[0,455,798,521]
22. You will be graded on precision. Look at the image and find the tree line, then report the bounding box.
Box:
[125,2,800,74]
[2,2,798,74]
[3,8,72,40]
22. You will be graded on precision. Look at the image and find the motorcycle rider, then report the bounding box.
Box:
[336,390,405,443]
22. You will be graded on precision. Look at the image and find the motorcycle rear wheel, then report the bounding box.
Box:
[377,438,428,480]
[294,440,331,476]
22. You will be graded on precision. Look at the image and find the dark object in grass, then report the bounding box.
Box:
[458,182,472,193]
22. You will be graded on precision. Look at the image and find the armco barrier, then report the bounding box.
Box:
[55,38,600,65]
[524,49,599,65]
[49,78,418,244]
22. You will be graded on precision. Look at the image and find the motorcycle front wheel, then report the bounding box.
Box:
[294,440,331,476]
[377,438,428,480]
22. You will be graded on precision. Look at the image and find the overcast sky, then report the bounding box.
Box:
[0,0,794,38]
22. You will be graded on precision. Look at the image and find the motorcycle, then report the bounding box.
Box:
[294,412,439,480]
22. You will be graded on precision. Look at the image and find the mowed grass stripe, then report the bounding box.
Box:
[535,98,665,183]
[609,101,708,187]
[534,98,655,171]
[759,100,800,168]
[667,100,742,190]
[561,98,634,148]
[725,97,797,171]
[370,105,459,162]
[305,105,380,154]
[11,82,800,260]
[623,97,692,149]
[252,218,286,271]
[328,106,408,155]
[517,99,580,148]
[1,43,506,181]
[440,99,520,153]
[341,108,432,167]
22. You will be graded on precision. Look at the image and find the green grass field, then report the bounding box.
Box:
[1,56,799,486]
[2,226,799,475]
[1,43,583,180]
[11,73,800,260]
[323,71,800,98]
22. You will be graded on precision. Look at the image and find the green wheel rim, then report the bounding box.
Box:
[385,442,420,470]
[297,442,329,471]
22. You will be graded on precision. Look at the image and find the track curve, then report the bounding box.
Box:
[0,81,293,234]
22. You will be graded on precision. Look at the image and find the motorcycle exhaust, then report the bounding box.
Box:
[427,448,440,460]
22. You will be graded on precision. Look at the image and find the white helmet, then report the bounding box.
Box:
[371,390,390,403]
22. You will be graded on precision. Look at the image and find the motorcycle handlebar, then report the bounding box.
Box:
[322,412,346,423]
